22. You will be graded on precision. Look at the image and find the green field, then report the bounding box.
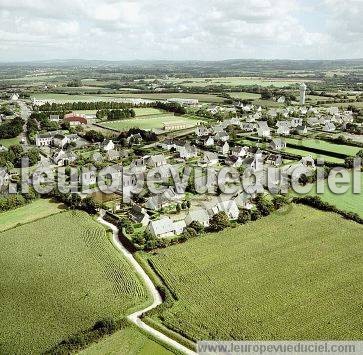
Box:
[282,147,345,164]
[99,114,202,132]
[143,205,363,341]
[133,108,165,116]
[302,170,363,217]
[285,138,361,157]
[0,199,64,232]
[0,211,150,354]
[150,77,318,88]
[0,136,20,148]
[80,325,174,355]
[229,92,261,100]
[32,92,224,103]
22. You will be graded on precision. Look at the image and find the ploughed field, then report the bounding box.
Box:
[144,205,363,341]
[0,211,150,354]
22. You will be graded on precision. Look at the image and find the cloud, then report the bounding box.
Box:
[0,0,361,61]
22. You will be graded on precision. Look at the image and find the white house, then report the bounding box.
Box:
[296,125,308,135]
[177,143,198,159]
[210,200,239,220]
[35,133,54,147]
[257,121,271,138]
[147,155,167,168]
[0,168,10,190]
[291,118,303,128]
[101,139,115,152]
[216,141,230,156]
[231,146,248,157]
[147,217,184,238]
[185,208,210,227]
[323,122,336,132]
[270,138,286,151]
[202,152,219,166]
[195,125,211,137]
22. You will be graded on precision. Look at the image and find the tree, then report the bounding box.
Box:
[209,211,230,232]
[272,195,289,210]
[176,203,181,213]
[250,209,262,221]
[82,196,100,214]
[255,193,274,216]
[189,221,204,234]
[237,209,251,224]
[68,193,82,209]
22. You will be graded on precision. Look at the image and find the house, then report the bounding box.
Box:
[63,113,88,126]
[35,132,54,147]
[210,200,239,220]
[307,117,320,126]
[106,150,121,161]
[201,152,219,166]
[177,143,198,159]
[53,134,69,148]
[270,138,286,150]
[243,151,264,172]
[216,141,230,156]
[185,208,210,227]
[49,114,60,122]
[277,96,285,104]
[323,122,336,132]
[52,150,77,166]
[147,155,167,168]
[130,157,148,173]
[300,155,315,168]
[265,154,282,166]
[129,205,150,226]
[231,146,248,157]
[0,144,8,152]
[126,133,143,145]
[147,217,186,238]
[296,125,308,135]
[0,168,10,190]
[241,122,256,132]
[226,155,243,168]
[11,93,19,101]
[257,121,271,137]
[234,192,254,209]
[277,125,290,136]
[195,125,211,137]
[214,130,229,142]
[327,106,339,115]
[203,136,214,147]
[80,169,97,186]
[291,117,303,128]
[101,139,115,152]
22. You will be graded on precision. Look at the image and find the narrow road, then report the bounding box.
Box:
[97,216,196,355]
[18,100,31,148]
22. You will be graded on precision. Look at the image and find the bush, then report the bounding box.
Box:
[209,211,230,232]
[237,209,251,224]
[189,221,204,234]
[250,209,262,221]
[272,195,289,210]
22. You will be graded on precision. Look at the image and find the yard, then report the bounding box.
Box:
[0,211,151,354]
[0,198,64,232]
[282,147,345,164]
[142,205,363,341]
[0,136,20,148]
[98,114,202,132]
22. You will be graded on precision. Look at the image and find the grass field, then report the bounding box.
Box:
[282,147,345,164]
[80,325,175,355]
[285,138,361,157]
[99,114,202,132]
[229,92,261,100]
[0,199,64,232]
[133,108,165,116]
[32,92,225,103]
[150,77,318,88]
[302,170,363,217]
[0,136,20,148]
[143,205,363,341]
[0,211,150,354]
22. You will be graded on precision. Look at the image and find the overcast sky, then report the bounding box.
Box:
[0,0,362,62]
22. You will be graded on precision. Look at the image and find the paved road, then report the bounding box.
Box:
[18,100,31,148]
[97,215,196,355]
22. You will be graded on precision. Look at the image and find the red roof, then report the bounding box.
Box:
[64,115,87,124]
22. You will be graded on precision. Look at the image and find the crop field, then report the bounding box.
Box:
[80,325,174,355]
[282,147,345,164]
[302,170,363,217]
[144,205,363,341]
[285,138,361,157]
[98,114,202,132]
[0,199,64,232]
[0,211,150,354]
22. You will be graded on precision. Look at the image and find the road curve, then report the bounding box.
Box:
[97,216,196,355]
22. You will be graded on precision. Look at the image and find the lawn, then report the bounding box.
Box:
[133,107,165,116]
[0,136,20,148]
[80,325,175,355]
[143,205,363,341]
[0,211,150,354]
[285,138,361,157]
[99,114,202,132]
[0,199,64,232]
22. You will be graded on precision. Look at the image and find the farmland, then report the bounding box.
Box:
[282,146,345,164]
[143,205,363,341]
[80,325,175,355]
[98,114,202,132]
[0,211,151,354]
[229,92,261,100]
[285,138,361,157]
[0,199,64,232]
